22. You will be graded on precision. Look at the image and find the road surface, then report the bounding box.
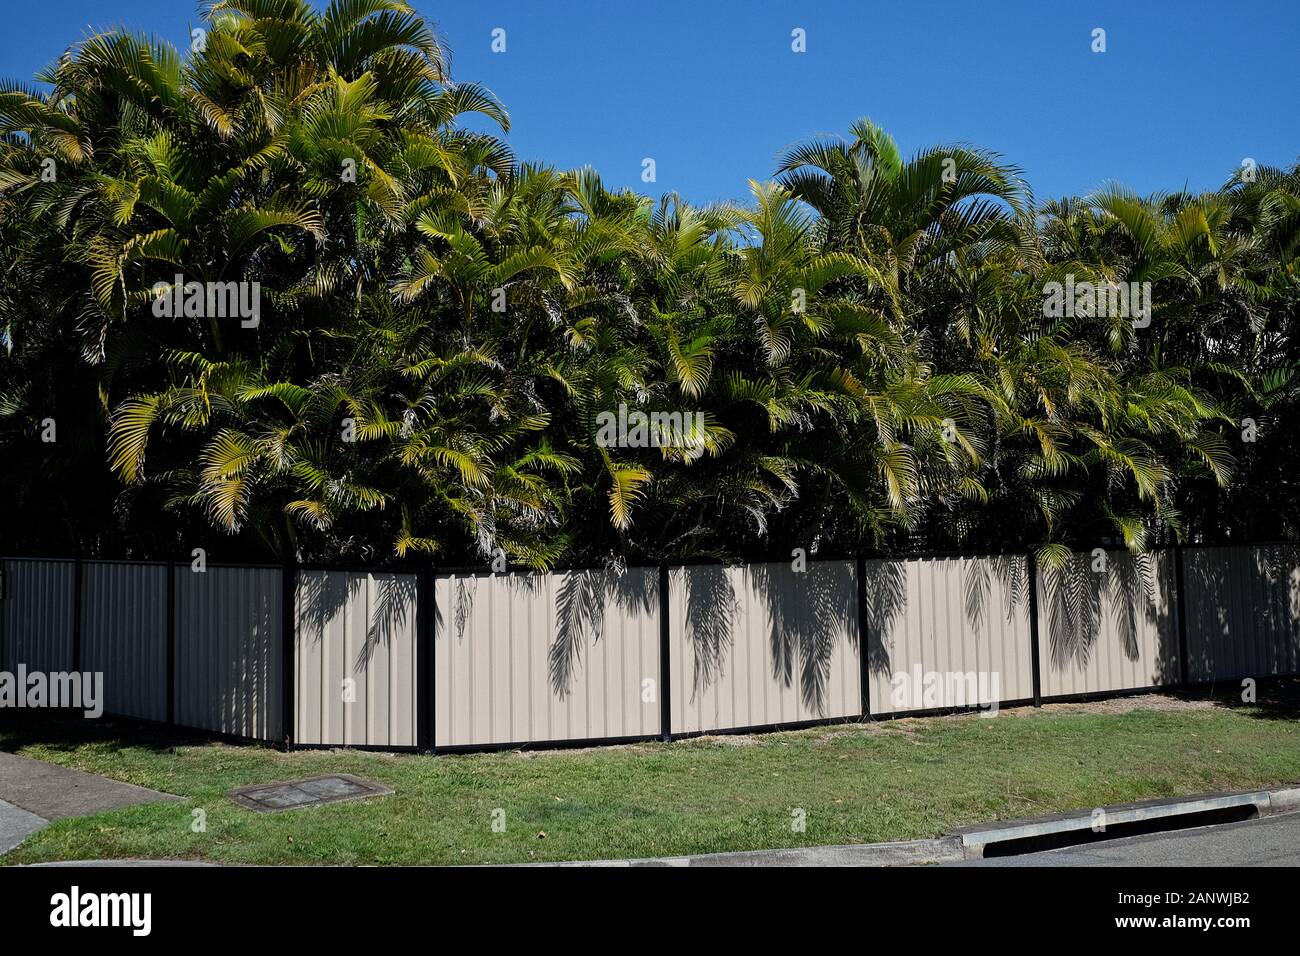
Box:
[954,810,1300,866]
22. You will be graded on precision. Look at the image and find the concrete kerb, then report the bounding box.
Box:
[954,785,1300,859]
[526,835,965,867]
[1265,786,1300,815]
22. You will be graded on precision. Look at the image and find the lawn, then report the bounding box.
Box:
[3,689,1299,866]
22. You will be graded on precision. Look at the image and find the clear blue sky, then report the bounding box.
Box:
[2,1,1296,206]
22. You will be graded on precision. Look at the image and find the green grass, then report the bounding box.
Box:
[3,691,1299,866]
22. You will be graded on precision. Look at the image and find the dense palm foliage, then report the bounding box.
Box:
[3,3,1297,570]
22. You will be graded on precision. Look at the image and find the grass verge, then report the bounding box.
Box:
[3,688,1298,865]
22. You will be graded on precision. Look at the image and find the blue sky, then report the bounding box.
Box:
[2,1,1296,206]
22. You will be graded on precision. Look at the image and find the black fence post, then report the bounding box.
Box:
[0,559,8,673]
[1174,543,1190,687]
[659,562,672,742]
[280,560,296,749]
[71,555,83,672]
[1027,550,1042,707]
[418,563,434,752]
[166,558,176,726]
[857,555,871,718]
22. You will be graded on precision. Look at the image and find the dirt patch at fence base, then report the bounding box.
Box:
[693,734,763,747]
[871,695,1220,728]
[1038,694,1221,716]
[798,695,1228,744]
[464,689,1271,759]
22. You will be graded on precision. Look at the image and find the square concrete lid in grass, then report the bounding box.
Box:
[228,774,393,813]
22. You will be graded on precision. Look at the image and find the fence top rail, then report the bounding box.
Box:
[5,539,1300,579]
[295,561,421,574]
[1178,541,1300,551]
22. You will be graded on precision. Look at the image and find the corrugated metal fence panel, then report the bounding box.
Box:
[1037,550,1181,697]
[434,568,660,747]
[1,558,75,672]
[1185,545,1300,682]
[669,561,861,734]
[80,562,168,722]
[174,565,282,740]
[866,556,1032,715]
[295,570,419,747]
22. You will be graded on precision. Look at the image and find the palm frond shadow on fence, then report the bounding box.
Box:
[1039,551,1178,684]
[752,562,855,714]
[440,567,656,700]
[679,565,736,703]
[296,569,418,671]
[467,560,858,716]
[863,555,1028,681]
[546,569,656,698]
[669,562,856,718]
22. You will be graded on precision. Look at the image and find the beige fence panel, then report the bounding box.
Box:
[434,568,660,747]
[174,565,282,740]
[80,561,169,722]
[1,558,76,673]
[1184,545,1300,681]
[669,561,861,734]
[1037,549,1181,697]
[866,555,1032,715]
[295,570,419,747]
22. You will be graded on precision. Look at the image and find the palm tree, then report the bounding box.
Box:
[2,14,1296,567]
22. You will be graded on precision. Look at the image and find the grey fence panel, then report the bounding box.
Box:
[1037,550,1181,697]
[669,561,861,734]
[174,565,282,740]
[1,558,75,673]
[295,570,419,747]
[434,568,660,747]
[80,561,168,722]
[866,555,1032,715]
[1185,545,1300,682]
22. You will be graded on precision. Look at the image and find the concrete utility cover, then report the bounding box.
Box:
[228,774,392,813]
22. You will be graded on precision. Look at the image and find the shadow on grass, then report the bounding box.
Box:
[0,712,275,756]
[1166,677,1300,721]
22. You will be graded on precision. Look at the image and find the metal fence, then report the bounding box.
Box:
[295,570,419,748]
[81,561,169,723]
[1,544,1297,752]
[865,554,1034,715]
[1036,549,1182,698]
[435,568,660,747]
[668,561,862,733]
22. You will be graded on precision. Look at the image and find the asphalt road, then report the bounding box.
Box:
[954,810,1300,866]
